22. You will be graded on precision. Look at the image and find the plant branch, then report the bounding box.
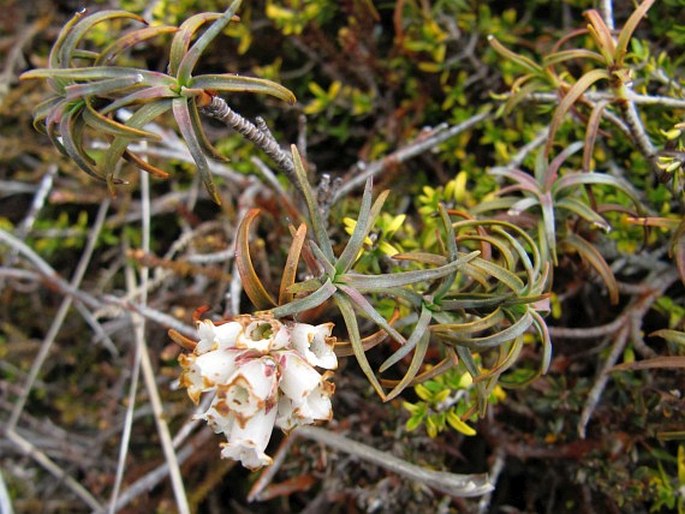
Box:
[333,110,492,202]
[294,425,494,497]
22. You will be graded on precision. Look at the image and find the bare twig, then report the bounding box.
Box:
[115,170,190,513]
[600,0,615,31]
[577,326,629,439]
[333,110,491,202]
[97,431,213,514]
[5,430,102,511]
[7,199,110,431]
[575,269,678,438]
[294,425,493,497]
[201,96,296,185]
[476,446,506,514]
[0,468,14,514]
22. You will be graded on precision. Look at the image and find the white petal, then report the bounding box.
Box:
[220,406,277,469]
[277,350,323,402]
[178,353,204,403]
[275,396,298,431]
[276,376,334,430]
[290,322,338,369]
[196,349,241,385]
[199,395,235,434]
[296,381,333,421]
[196,320,217,354]
[196,320,242,353]
[213,322,243,349]
[218,357,278,421]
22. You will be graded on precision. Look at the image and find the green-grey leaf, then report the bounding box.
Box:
[191,74,296,104]
[268,279,335,318]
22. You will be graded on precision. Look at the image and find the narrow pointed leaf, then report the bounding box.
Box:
[122,150,170,179]
[96,26,179,65]
[334,293,386,400]
[544,140,584,191]
[49,10,86,69]
[444,311,533,350]
[542,49,606,67]
[336,310,401,357]
[269,279,336,318]
[191,74,296,104]
[172,97,220,203]
[553,172,642,207]
[584,10,616,62]
[615,0,656,66]
[545,69,610,157]
[291,145,335,261]
[82,97,161,140]
[177,0,242,85]
[187,99,229,162]
[487,35,542,75]
[99,85,177,115]
[583,100,609,172]
[235,209,277,309]
[474,336,523,381]
[279,223,307,305]
[336,180,387,273]
[380,303,432,373]
[59,102,104,181]
[22,66,175,85]
[562,232,619,304]
[381,348,458,387]
[432,308,505,336]
[59,11,146,68]
[432,204,459,301]
[102,99,173,189]
[385,331,430,401]
[309,241,337,277]
[530,309,552,374]
[556,197,610,231]
[344,250,479,290]
[169,13,222,76]
[468,257,525,292]
[540,195,558,264]
[64,75,145,100]
[337,284,406,345]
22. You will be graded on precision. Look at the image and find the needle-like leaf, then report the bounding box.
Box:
[545,69,610,157]
[191,74,296,104]
[172,96,221,203]
[235,209,277,309]
[334,293,387,400]
[279,223,307,305]
[176,0,242,86]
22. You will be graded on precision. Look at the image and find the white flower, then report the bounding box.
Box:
[178,348,242,403]
[290,322,338,369]
[219,356,278,423]
[277,350,323,400]
[220,406,278,469]
[276,373,334,430]
[196,320,242,353]
[178,314,337,469]
[236,317,290,352]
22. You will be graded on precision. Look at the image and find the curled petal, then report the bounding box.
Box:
[196,320,242,353]
[277,350,324,402]
[178,348,241,403]
[220,405,277,470]
[217,357,279,423]
[237,318,289,352]
[290,322,338,370]
[276,374,334,431]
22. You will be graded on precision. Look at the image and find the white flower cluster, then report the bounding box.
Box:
[179,314,337,469]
